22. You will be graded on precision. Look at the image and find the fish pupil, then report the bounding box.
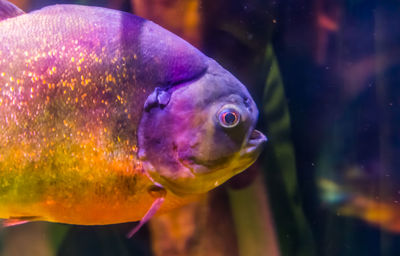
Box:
[219,109,240,128]
[218,108,240,128]
[224,112,237,124]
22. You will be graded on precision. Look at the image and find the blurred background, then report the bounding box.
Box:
[3,0,400,255]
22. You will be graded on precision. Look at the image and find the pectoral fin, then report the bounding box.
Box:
[126,197,165,238]
[126,185,167,238]
[0,0,25,22]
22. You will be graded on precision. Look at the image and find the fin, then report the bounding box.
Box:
[144,87,171,112]
[3,219,30,227]
[3,216,38,227]
[0,0,25,22]
[126,187,166,238]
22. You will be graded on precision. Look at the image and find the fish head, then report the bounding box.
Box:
[138,60,266,195]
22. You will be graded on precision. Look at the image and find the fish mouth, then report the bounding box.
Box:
[242,129,267,155]
[155,129,267,195]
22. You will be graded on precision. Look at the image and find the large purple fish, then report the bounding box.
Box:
[0,0,266,232]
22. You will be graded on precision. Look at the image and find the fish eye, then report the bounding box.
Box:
[218,108,240,128]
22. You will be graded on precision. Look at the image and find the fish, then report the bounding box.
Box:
[0,0,266,234]
[319,178,400,233]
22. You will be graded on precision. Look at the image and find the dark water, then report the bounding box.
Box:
[2,0,400,255]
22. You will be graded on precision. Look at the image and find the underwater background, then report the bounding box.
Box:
[2,0,400,255]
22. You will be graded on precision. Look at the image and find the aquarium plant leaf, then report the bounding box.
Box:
[49,223,70,253]
[262,44,316,256]
[228,175,280,256]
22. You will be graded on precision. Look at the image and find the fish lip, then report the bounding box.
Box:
[248,129,267,145]
[242,129,267,155]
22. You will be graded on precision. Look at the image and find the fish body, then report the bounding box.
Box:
[0,2,266,225]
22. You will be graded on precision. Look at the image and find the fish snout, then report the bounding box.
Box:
[242,129,267,156]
